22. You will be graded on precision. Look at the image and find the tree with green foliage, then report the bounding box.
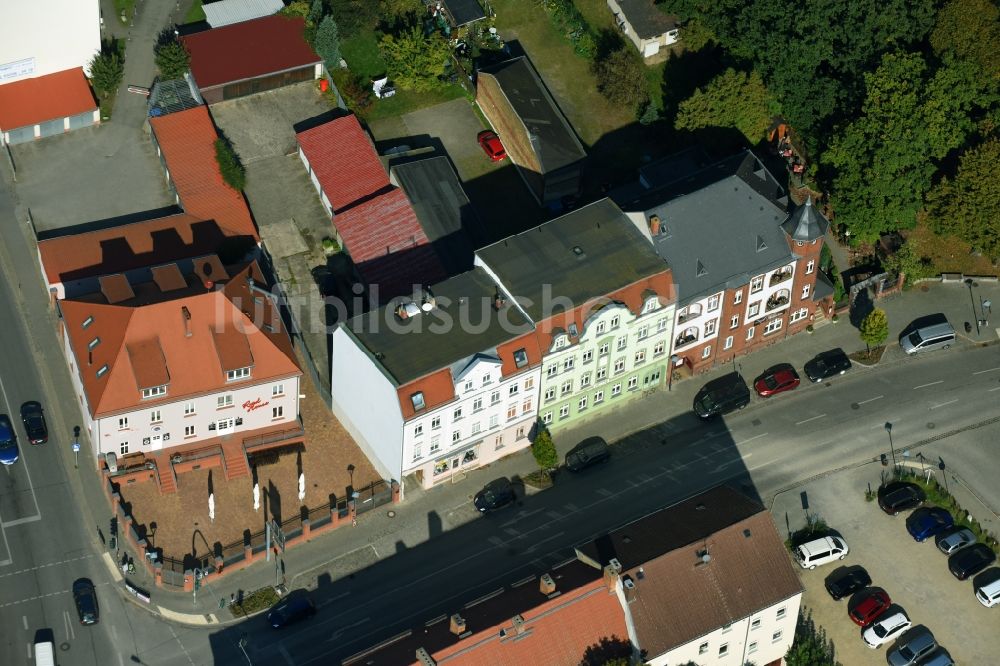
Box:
[931,0,1000,79]
[592,47,648,113]
[329,0,380,34]
[314,15,342,69]
[825,52,996,242]
[925,137,1000,259]
[89,40,124,99]
[785,609,840,666]
[882,243,933,286]
[531,427,558,471]
[860,308,889,352]
[154,40,190,80]
[675,68,771,144]
[214,138,246,191]
[379,26,451,92]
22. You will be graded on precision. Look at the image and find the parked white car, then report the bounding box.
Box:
[862,611,911,648]
[794,536,849,569]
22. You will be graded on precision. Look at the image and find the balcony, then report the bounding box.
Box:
[677,305,703,324]
[243,420,305,451]
[674,326,699,349]
[770,268,794,287]
[766,289,790,312]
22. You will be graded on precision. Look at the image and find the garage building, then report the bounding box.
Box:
[0,68,98,145]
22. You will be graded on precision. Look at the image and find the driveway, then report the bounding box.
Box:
[773,465,997,665]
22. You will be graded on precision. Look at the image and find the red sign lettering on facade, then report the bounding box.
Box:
[243,397,270,412]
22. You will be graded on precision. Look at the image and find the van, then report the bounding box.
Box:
[900,317,955,355]
[565,437,610,472]
[794,536,849,569]
[975,576,1000,607]
[693,372,751,418]
[34,640,55,666]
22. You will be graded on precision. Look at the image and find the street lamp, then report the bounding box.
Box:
[884,422,897,471]
[965,279,980,335]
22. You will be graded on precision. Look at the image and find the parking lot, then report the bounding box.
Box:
[773,464,997,664]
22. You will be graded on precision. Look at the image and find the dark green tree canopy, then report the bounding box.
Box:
[925,137,1000,259]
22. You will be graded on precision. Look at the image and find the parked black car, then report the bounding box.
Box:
[693,372,751,418]
[565,437,610,472]
[948,543,996,580]
[72,578,99,625]
[266,595,316,629]
[824,565,872,600]
[804,348,852,382]
[473,477,516,513]
[20,401,48,445]
[877,481,926,516]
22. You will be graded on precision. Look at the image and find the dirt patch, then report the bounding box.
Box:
[908,223,998,277]
[120,370,380,561]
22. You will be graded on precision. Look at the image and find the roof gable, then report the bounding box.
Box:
[296,115,390,213]
[0,67,96,130]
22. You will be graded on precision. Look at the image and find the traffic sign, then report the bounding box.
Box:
[72,440,81,452]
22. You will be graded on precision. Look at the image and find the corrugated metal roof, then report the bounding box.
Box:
[202,0,283,28]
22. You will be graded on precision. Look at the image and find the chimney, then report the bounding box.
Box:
[622,575,637,603]
[648,214,661,235]
[181,306,192,338]
[415,647,437,666]
[420,286,436,312]
[204,280,214,291]
[603,558,622,592]
[449,613,466,636]
[539,573,556,595]
[695,548,712,567]
[511,614,527,635]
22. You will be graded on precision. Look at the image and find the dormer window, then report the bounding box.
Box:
[568,323,579,337]
[513,348,528,369]
[642,297,658,314]
[141,385,167,399]
[411,392,426,411]
[226,367,251,381]
[553,335,567,350]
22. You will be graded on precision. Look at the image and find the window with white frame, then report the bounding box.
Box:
[217,395,233,409]
[491,390,501,405]
[776,607,786,620]
[637,325,648,340]
[747,326,756,340]
[658,317,669,332]
[414,424,424,437]
[627,376,638,390]
[750,275,764,293]
[464,380,473,392]
[272,384,284,397]
[748,641,758,653]
[432,416,441,429]
[702,345,712,358]
[580,374,591,387]
[599,342,610,356]
[412,444,422,461]
[611,315,620,328]
[524,377,534,390]
[724,336,733,350]
[705,319,717,336]
[120,441,129,455]
[411,392,425,411]
[764,319,783,335]
[542,412,553,424]
[517,426,525,439]
[489,414,499,428]
[452,430,461,442]
[611,383,622,396]
[553,336,567,350]
[562,357,574,372]
[547,364,558,378]
[698,642,709,655]
[453,407,462,420]
[522,399,532,414]
[772,630,783,643]
[790,308,809,323]
[118,417,129,430]
[802,284,811,299]
[513,348,528,368]
[226,367,251,381]
[614,358,625,374]
[596,321,606,335]
[495,435,504,450]
[142,385,167,399]
[430,437,440,452]
[734,290,743,305]
[272,405,283,419]
[507,405,517,420]
[653,340,665,355]
[482,374,491,386]
[707,294,720,311]
[634,350,646,364]
[594,390,604,403]
[184,425,196,438]
[473,397,483,411]
[751,618,762,630]
[582,350,593,363]
[578,396,587,410]
[748,302,760,318]
[471,422,481,434]
[616,336,627,351]
[730,314,739,329]
[596,367,607,381]
[719,644,729,656]
[642,297,658,313]
[561,380,573,395]
[150,410,161,424]
[559,405,570,419]
[184,401,196,416]
[806,259,815,274]
[545,387,556,401]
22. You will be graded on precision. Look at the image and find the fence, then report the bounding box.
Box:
[354,480,393,516]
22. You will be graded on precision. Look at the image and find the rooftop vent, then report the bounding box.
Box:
[420,286,436,312]
[622,575,637,603]
[82,315,94,329]
[695,548,711,566]
[572,245,584,257]
[696,260,707,277]
[743,528,752,538]
[512,614,527,635]
[648,215,661,235]
[756,235,767,252]
[494,291,506,311]
[539,573,556,595]
[449,614,466,636]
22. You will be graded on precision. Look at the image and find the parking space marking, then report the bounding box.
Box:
[930,399,959,410]
[858,395,884,405]
[795,414,826,425]
[913,380,944,389]
[1,515,42,528]
[989,385,1000,392]
[972,367,1000,375]
[735,433,768,446]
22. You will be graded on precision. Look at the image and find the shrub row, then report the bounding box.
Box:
[895,469,1000,555]
[534,0,597,59]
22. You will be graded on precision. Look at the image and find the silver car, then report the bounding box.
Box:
[935,527,976,555]
[886,626,936,666]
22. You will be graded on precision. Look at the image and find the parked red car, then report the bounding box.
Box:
[753,363,800,397]
[477,130,507,161]
[848,588,891,627]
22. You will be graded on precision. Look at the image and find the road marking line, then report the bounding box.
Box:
[102,552,123,582]
[499,509,543,527]
[26,643,30,659]
[795,414,826,425]
[913,380,944,389]
[168,624,195,666]
[0,371,41,518]
[278,644,296,665]
[1,515,42,527]
[930,399,959,410]
[990,386,1000,392]
[735,433,768,446]
[22,615,27,630]
[973,367,1000,375]
[0,553,94,579]
[858,395,884,405]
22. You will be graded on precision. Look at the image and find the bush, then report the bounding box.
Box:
[592,47,649,113]
[154,39,190,80]
[536,0,597,59]
[379,26,452,92]
[894,469,1000,555]
[228,586,280,616]
[89,39,125,99]
[330,68,373,113]
[784,514,829,551]
[531,427,558,470]
[214,138,246,191]
[786,608,841,666]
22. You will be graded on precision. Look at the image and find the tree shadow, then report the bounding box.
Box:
[268,479,283,525]
[659,43,729,129]
[580,635,640,665]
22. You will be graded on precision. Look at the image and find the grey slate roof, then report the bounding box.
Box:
[390,156,476,276]
[615,0,680,40]
[341,267,532,385]
[813,270,835,301]
[612,151,793,305]
[442,0,487,26]
[782,196,830,242]
[475,198,668,322]
[478,57,587,175]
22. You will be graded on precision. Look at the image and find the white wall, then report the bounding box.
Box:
[94,376,300,457]
[330,326,403,481]
[60,321,97,456]
[0,0,100,82]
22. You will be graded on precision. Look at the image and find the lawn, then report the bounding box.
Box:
[908,223,998,277]
[112,0,137,24]
[362,85,468,122]
[184,0,206,24]
[341,30,387,81]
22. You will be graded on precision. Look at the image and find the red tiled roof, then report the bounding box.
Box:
[296,115,390,212]
[0,67,96,130]
[37,213,253,286]
[181,15,320,89]
[149,106,258,241]
[60,263,300,417]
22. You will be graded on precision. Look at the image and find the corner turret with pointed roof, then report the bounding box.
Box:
[782,196,829,243]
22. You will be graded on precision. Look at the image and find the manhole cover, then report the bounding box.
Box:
[751,419,762,427]
[387,510,396,518]
[927,422,936,429]
[850,402,860,410]
[60,643,71,652]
